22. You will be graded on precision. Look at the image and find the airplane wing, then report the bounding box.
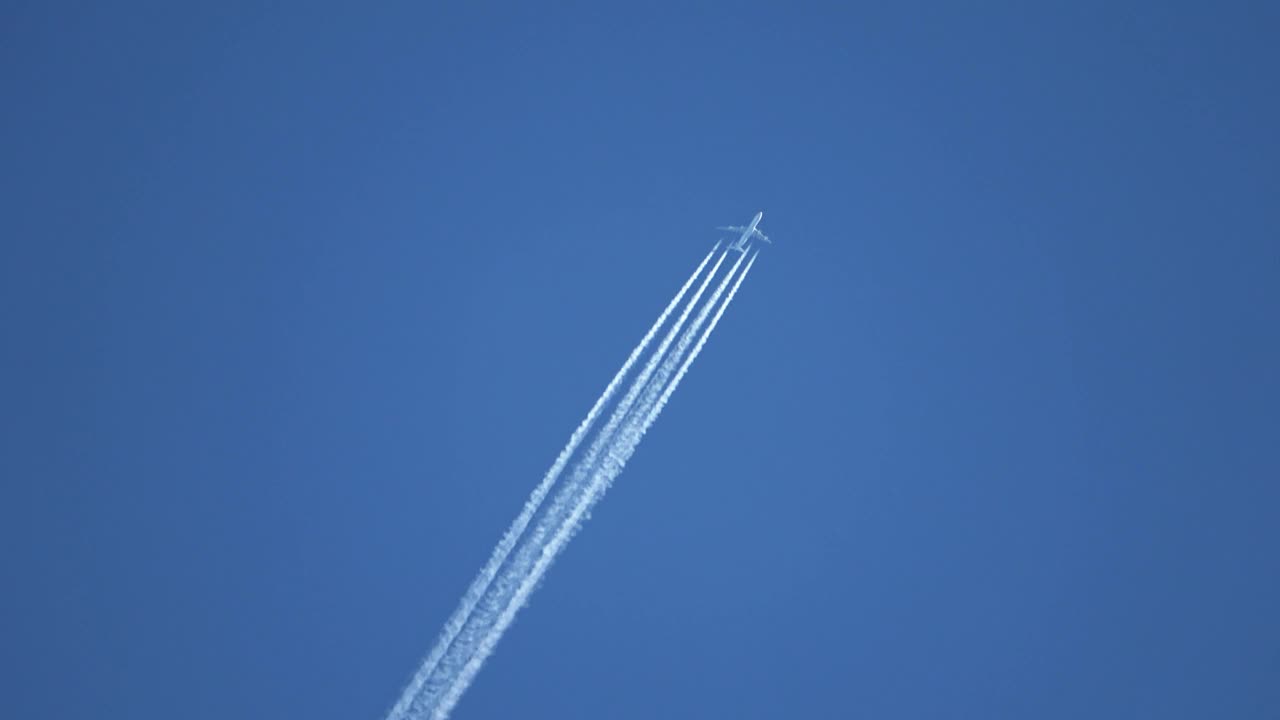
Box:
[754,230,771,243]
[717,225,746,233]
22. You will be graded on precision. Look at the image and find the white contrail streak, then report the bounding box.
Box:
[598,249,754,496]
[643,251,758,429]
[406,251,732,719]
[510,251,731,551]
[430,251,756,719]
[385,243,720,720]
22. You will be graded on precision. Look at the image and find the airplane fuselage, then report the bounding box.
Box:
[733,211,764,251]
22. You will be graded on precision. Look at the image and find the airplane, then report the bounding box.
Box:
[717,211,771,252]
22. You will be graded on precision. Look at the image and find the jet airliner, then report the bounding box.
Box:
[717,211,770,252]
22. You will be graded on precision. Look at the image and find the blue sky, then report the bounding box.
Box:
[3,3,1278,718]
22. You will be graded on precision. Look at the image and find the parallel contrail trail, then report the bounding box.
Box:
[594,250,754,503]
[404,251,732,719]
[391,244,760,720]
[643,251,758,430]
[431,251,755,719]
[385,243,720,720]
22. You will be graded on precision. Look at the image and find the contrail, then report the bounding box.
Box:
[643,251,759,430]
[385,243,720,720]
[591,249,754,507]
[506,250,731,556]
[402,251,732,719]
[430,251,756,719]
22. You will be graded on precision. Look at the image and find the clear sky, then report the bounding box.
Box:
[3,3,1278,718]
